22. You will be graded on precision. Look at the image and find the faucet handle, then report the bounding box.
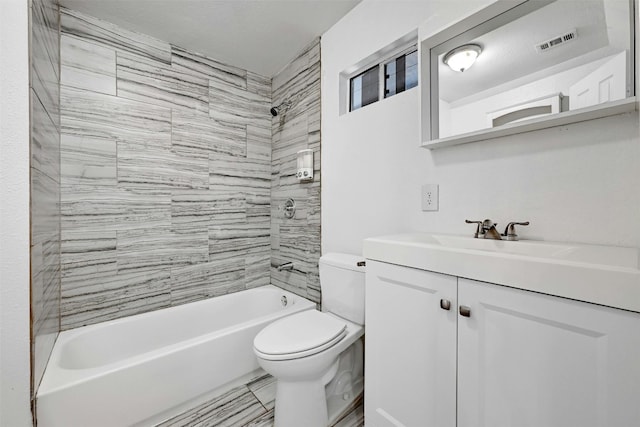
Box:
[503,221,530,241]
[465,220,483,238]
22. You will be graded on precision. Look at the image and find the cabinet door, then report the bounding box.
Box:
[365,261,457,427]
[457,278,640,427]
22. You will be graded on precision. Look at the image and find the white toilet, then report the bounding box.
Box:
[253,253,365,427]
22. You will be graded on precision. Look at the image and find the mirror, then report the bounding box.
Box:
[422,0,636,146]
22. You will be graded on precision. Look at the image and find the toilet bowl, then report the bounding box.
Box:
[253,253,366,427]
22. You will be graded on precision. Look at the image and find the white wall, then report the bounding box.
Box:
[444,54,623,137]
[0,0,33,425]
[321,0,640,256]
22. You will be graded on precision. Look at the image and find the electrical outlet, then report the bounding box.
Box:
[421,184,439,211]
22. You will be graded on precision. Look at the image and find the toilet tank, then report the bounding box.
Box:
[319,253,366,325]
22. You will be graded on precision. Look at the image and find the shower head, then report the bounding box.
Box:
[270,100,292,117]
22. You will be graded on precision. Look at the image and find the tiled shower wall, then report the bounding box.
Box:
[31,0,61,394]
[59,8,273,329]
[270,40,322,304]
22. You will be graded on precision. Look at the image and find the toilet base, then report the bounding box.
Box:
[325,338,364,425]
[274,379,329,427]
[272,338,364,427]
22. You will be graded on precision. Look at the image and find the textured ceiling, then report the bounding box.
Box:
[59,0,361,77]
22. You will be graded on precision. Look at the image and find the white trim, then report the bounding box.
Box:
[0,0,33,425]
[421,96,637,149]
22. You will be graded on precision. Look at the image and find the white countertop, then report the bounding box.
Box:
[363,233,640,313]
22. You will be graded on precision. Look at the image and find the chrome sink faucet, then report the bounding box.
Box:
[465,219,529,240]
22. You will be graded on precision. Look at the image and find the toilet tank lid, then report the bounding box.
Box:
[319,253,366,272]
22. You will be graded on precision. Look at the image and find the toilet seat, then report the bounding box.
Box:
[254,310,347,361]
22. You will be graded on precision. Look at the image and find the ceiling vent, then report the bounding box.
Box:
[535,29,577,53]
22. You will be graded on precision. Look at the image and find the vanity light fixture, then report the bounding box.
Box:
[443,44,482,72]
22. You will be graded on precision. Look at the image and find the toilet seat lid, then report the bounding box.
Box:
[254,310,346,359]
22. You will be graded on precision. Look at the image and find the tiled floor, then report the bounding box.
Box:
[156,371,364,427]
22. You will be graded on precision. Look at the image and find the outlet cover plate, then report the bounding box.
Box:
[422,184,439,211]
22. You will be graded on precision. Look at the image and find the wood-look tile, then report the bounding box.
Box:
[170,191,212,234]
[61,7,171,64]
[116,227,208,272]
[245,251,271,289]
[209,78,271,125]
[307,270,321,303]
[242,410,274,427]
[171,46,247,90]
[32,0,60,129]
[268,39,321,304]
[246,374,277,411]
[31,168,60,248]
[246,125,271,161]
[33,0,59,79]
[272,113,308,161]
[270,274,309,302]
[307,186,321,224]
[32,90,61,182]
[31,242,45,316]
[209,154,271,195]
[209,222,270,257]
[272,40,314,92]
[147,372,363,427]
[170,262,216,305]
[61,229,117,282]
[61,268,171,330]
[170,260,245,306]
[246,72,271,99]
[171,192,245,234]
[57,11,324,327]
[61,86,172,146]
[61,34,116,95]
[308,108,321,134]
[32,236,61,330]
[31,0,60,397]
[172,110,246,158]
[246,195,270,220]
[61,186,171,232]
[61,133,116,186]
[118,140,208,190]
[331,394,365,427]
[117,51,208,112]
[32,52,59,136]
[156,384,266,427]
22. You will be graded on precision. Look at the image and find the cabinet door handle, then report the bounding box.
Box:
[440,299,451,310]
[459,305,471,317]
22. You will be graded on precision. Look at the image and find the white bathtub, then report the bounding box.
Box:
[37,285,315,427]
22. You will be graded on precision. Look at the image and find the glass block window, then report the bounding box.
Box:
[385,49,418,98]
[350,65,379,112]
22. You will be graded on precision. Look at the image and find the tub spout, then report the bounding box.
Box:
[273,262,294,271]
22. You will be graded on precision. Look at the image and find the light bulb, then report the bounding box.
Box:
[443,44,482,72]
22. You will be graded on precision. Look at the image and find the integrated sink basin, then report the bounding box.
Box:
[363,233,640,312]
[383,233,638,268]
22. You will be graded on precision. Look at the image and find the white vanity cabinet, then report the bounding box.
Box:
[365,260,640,427]
[365,261,457,427]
